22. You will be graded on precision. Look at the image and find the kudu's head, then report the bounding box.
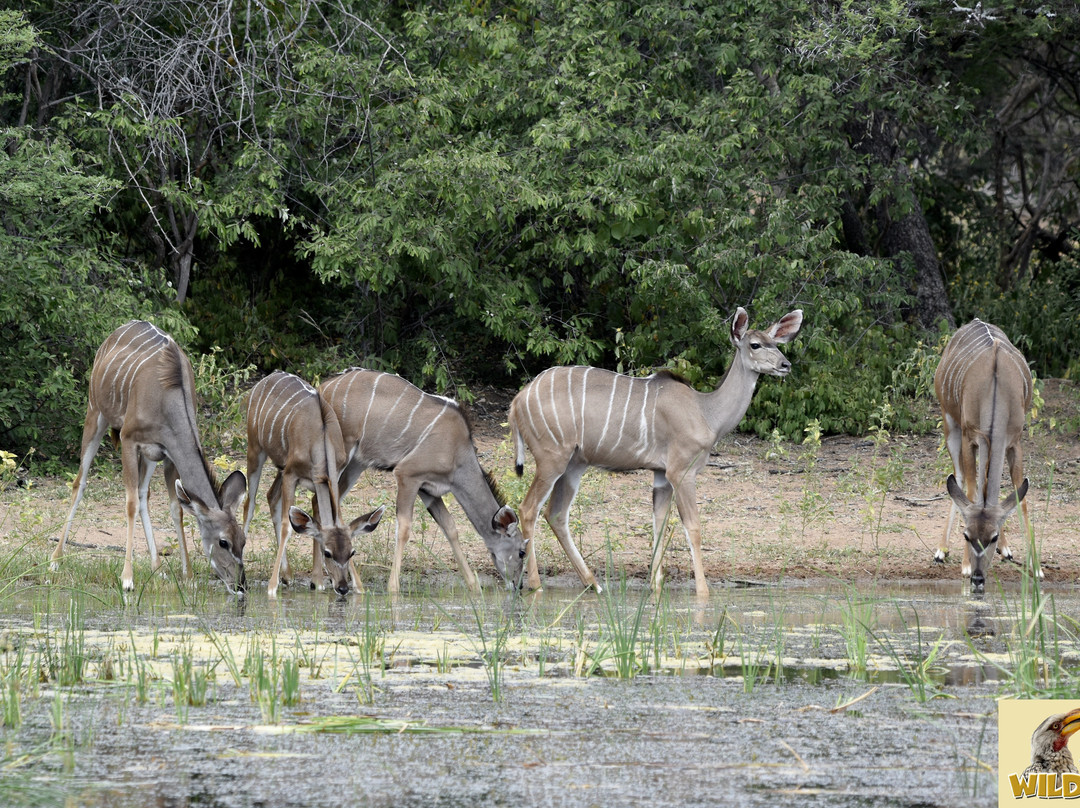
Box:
[289,504,385,595]
[175,470,248,594]
[486,506,528,591]
[947,474,1028,593]
[730,307,804,377]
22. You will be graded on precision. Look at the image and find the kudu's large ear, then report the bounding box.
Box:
[946,474,974,510]
[769,310,803,343]
[492,505,519,534]
[730,307,750,344]
[1000,478,1029,516]
[349,505,386,537]
[288,506,320,540]
[219,470,247,513]
[175,480,209,519]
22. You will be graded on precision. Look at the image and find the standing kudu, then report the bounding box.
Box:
[244,371,384,597]
[51,321,248,593]
[934,319,1037,591]
[509,307,803,597]
[320,369,526,593]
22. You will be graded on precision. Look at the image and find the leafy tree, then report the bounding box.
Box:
[0,13,177,462]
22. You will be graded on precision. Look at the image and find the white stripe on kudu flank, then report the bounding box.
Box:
[253,374,290,434]
[595,374,618,454]
[269,388,310,448]
[400,397,424,442]
[414,402,449,448]
[548,373,565,444]
[358,372,382,448]
[111,330,162,408]
[338,370,363,425]
[533,373,557,446]
[579,368,591,447]
[97,321,142,398]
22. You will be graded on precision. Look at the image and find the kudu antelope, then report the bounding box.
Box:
[319,369,526,593]
[510,307,803,597]
[934,319,1037,591]
[51,321,247,593]
[244,371,384,597]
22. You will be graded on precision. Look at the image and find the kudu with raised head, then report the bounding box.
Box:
[509,307,803,597]
[934,319,1037,591]
[51,321,248,593]
[320,369,526,593]
[244,371,384,597]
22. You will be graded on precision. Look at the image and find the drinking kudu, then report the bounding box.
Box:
[934,319,1037,591]
[52,321,248,593]
[244,371,384,597]
[320,369,526,593]
[509,307,803,597]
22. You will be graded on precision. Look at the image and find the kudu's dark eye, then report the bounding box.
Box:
[323,550,332,559]
[218,539,229,549]
[750,342,761,350]
[518,549,527,559]
[349,550,356,560]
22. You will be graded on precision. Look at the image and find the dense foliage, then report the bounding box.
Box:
[1,1,1078,463]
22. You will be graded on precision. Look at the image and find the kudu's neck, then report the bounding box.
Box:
[453,461,501,541]
[701,350,760,440]
[164,415,220,507]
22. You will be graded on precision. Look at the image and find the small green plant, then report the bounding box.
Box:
[840,588,876,673]
[171,646,210,723]
[596,572,652,679]
[705,609,730,672]
[871,609,951,703]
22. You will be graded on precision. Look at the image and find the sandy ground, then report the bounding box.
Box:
[3,380,1079,592]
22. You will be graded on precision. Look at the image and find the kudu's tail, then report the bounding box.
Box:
[508,398,525,476]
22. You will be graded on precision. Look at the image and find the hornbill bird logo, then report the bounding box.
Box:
[1023,708,1080,777]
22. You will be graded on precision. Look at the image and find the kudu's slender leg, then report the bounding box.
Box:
[242,449,268,535]
[135,453,160,571]
[420,492,479,592]
[120,438,143,591]
[541,458,598,591]
[52,408,109,568]
[164,461,192,579]
[267,471,299,597]
[672,477,707,599]
[388,476,424,594]
[649,472,675,591]
[519,463,567,591]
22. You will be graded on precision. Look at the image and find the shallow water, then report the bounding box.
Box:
[1,576,1075,806]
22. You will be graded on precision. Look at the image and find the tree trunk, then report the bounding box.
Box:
[881,206,954,332]
[847,111,955,333]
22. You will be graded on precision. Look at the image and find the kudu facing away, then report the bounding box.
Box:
[244,372,385,597]
[320,369,526,593]
[51,321,248,593]
[509,307,803,597]
[934,319,1037,591]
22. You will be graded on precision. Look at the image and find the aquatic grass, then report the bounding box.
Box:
[705,608,730,672]
[245,640,283,723]
[869,608,951,703]
[839,587,876,674]
[432,591,514,702]
[973,533,1080,697]
[596,569,652,679]
[0,649,25,729]
[734,621,769,693]
[469,596,513,702]
[170,645,210,724]
[280,657,301,707]
[42,599,88,686]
